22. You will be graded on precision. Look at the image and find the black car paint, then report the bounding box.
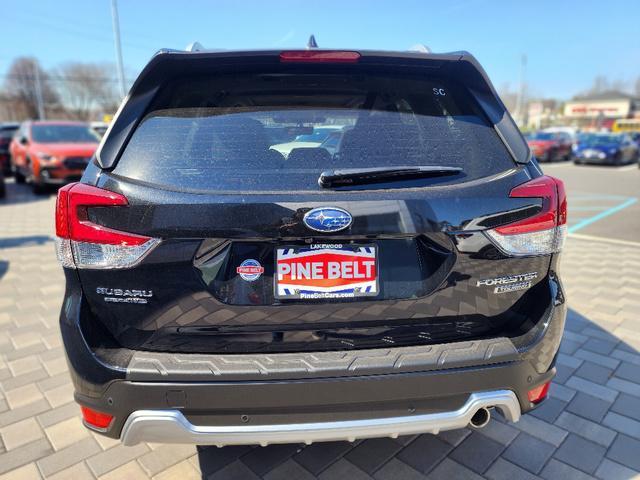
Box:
[74,164,551,353]
[59,50,564,440]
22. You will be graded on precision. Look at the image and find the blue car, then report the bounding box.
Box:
[573,133,639,165]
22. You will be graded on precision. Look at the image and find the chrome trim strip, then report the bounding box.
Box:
[120,390,520,446]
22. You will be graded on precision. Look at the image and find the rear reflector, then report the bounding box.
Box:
[280,50,361,63]
[486,176,567,256]
[527,381,551,404]
[55,183,160,269]
[80,406,113,430]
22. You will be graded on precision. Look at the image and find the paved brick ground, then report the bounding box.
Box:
[1,180,639,479]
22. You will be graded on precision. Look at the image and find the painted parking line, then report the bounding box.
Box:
[568,233,640,248]
[571,193,629,200]
[568,197,638,233]
[566,195,634,230]
[570,206,615,211]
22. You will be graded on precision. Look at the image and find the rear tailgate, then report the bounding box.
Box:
[66,50,559,354]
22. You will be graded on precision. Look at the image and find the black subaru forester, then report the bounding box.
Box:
[56,48,567,446]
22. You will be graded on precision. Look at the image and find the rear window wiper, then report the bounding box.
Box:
[318,166,463,188]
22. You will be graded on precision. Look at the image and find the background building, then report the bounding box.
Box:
[527,99,559,130]
[563,91,640,130]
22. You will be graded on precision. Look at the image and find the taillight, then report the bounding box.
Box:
[55,183,160,269]
[485,175,567,256]
[81,406,114,430]
[279,50,361,63]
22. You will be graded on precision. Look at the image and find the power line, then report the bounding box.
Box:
[1,10,156,52]
[7,4,159,44]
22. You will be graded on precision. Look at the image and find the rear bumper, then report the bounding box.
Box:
[119,390,520,446]
[60,270,565,445]
[574,155,615,164]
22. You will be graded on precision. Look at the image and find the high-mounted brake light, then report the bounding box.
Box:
[279,50,361,63]
[55,183,160,269]
[80,406,114,430]
[485,176,567,256]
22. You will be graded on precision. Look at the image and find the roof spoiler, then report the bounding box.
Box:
[95,49,530,170]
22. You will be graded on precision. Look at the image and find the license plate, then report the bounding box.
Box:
[275,244,378,300]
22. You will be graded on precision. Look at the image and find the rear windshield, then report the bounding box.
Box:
[115,72,515,191]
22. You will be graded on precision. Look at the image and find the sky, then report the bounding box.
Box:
[1,0,639,100]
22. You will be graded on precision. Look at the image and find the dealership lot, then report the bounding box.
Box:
[544,162,639,241]
[0,163,639,479]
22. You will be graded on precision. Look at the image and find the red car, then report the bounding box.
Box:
[526,131,572,162]
[9,121,99,193]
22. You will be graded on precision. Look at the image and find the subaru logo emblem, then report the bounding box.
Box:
[303,207,353,233]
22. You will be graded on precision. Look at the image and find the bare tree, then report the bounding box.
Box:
[584,76,629,96]
[3,57,59,119]
[588,75,610,94]
[54,63,119,120]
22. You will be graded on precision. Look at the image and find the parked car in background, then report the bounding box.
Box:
[90,121,109,138]
[573,133,639,166]
[271,125,345,157]
[9,121,99,193]
[526,131,572,161]
[0,122,20,176]
[319,127,352,156]
[542,126,580,144]
[55,48,566,446]
[0,123,20,199]
[612,118,640,134]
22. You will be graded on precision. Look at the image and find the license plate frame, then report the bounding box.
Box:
[275,244,379,300]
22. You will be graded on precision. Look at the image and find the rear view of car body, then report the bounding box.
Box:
[56,48,567,446]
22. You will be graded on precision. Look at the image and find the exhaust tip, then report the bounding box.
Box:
[469,407,491,429]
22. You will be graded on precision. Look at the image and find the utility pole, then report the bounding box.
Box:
[515,54,527,126]
[33,62,45,120]
[110,0,126,98]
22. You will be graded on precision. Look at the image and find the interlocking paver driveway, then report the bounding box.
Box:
[1,179,639,479]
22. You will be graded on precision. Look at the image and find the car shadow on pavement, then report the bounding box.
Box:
[0,235,52,250]
[0,260,7,281]
[0,177,56,205]
[191,307,640,479]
